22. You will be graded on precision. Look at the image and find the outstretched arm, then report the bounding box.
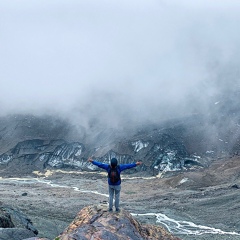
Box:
[120,161,142,171]
[88,157,109,171]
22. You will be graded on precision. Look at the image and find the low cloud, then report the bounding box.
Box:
[0,0,239,128]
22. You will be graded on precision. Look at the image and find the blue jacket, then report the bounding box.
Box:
[92,160,137,185]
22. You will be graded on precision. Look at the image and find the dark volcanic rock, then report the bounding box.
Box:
[231,184,239,189]
[0,205,39,240]
[0,205,39,239]
[57,204,181,240]
[0,208,14,228]
[0,228,36,240]
[0,205,38,235]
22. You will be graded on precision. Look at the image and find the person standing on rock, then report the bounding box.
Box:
[88,157,142,212]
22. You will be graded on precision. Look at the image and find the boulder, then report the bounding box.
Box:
[57,204,181,240]
[0,208,14,228]
[0,228,36,240]
[0,205,38,240]
[2,206,38,234]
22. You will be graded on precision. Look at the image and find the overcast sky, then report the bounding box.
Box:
[0,0,240,127]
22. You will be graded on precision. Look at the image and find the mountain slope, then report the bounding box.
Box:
[0,91,239,177]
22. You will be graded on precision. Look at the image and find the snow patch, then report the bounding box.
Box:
[132,140,149,152]
[179,178,189,185]
[206,150,214,154]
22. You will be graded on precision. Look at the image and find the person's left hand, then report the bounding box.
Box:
[88,157,93,163]
[136,161,142,165]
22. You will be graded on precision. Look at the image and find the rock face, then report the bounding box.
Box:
[2,206,38,235]
[0,117,207,176]
[0,90,239,177]
[57,205,181,240]
[0,228,36,240]
[0,204,38,240]
[0,139,85,172]
[0,207,14,228]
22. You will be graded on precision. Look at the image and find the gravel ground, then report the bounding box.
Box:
[0,168,240,240]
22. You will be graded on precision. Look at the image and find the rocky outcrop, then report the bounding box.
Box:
[0,205,38,240]
[3,206,38,235]
[57,205,181,240]
[0,114,208,176]
[0,135,204,177]
[0,139,86,175]
[95,133,204,174]
[0,208,14,228]
[0,228,36,240]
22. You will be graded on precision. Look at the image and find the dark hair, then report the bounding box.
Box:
[110,158,118,167]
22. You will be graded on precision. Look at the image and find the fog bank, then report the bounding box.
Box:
[0,0,240,128]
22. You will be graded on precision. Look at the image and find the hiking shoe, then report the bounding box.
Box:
[116,208,120,212]
[108,208,113,212]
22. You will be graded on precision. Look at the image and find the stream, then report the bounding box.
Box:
[1,177,239,237]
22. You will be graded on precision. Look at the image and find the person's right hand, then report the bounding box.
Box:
[136,161,142,165]
[88,157,93,163]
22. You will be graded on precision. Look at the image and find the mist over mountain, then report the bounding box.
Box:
[1,2,240,240]
[0,88,239,177]
[0,0,240,178]
[1,0,240,130]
